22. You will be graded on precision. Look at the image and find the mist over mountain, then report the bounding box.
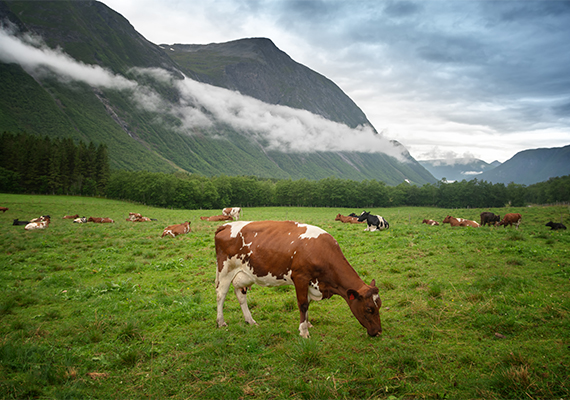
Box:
[0,0,436,185]
[419,158,500,182]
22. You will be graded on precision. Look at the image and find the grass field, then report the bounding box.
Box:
[0,193,568,399]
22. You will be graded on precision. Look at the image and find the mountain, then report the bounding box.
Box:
[419,158,499,182]
[477,144,570,185]
[0,0,436,185]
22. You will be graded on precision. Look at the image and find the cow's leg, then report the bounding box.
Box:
[234,286,257,325]
[215,265,234,328]
[232,271,257,325]
[294,284,311,338]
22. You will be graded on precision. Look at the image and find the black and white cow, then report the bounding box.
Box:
[357,211,389,231]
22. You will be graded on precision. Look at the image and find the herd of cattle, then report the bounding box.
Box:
[419,212,566,230]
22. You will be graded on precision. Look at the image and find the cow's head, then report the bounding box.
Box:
[347,279,382,337]
[357,211,370,222]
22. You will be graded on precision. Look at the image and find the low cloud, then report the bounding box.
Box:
[419,146,478,165]
[0,24,406,160]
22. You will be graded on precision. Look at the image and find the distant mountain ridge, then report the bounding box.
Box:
[0,0,436,185]
[419,158,499,182]
[478,144,570,185]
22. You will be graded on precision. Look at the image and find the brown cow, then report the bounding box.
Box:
[498,213,522,229]
[201,215,233,221]
[215,221,382,338]
[422,219,439,226]
[442,215,480,227]
[63,214,79,219]
[335,213,363,223]
[222,207,242,220]
[161,221,191,238]
[0,206,8,213]
[88,217,114,223]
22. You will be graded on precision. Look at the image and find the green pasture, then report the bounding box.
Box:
[0,194,568,399]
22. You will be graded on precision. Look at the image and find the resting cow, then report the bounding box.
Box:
[201,215,233,221]
[422,219,439,226]
[73,217,87,223]
[335,213,362,224]
[442,215,480,227]
[498,213,522,229]
[357,211,389,231]
[480,212,500,227]
[161,221,191,238]
[63,214,79,219]
[215,221,382,338]
[222,207,242,221]
[545,221,566,230]
[25,216,50,230]
[12,219,29,226]
[88,217,114,223]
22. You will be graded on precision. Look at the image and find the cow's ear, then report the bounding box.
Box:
[347,289,361,301]
[370,279,376,287]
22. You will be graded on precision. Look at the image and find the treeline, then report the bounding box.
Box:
[0,131,110,196]
[104,171,570,209]
[2,131,569,208]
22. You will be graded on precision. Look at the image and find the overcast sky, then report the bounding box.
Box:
[101,1,569,162]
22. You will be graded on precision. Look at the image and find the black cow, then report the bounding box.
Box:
[357,211,389,231]
[480,212,501,227]
[545,221,567,230]
[348,213,358,217]
[13,219,29,226]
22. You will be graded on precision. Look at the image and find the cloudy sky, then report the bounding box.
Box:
[100,0,570,164]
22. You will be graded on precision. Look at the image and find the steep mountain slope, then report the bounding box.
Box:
[165,39,371,129]
[0,0,436,185]
[419,158,499,182]
[478,144,570,185]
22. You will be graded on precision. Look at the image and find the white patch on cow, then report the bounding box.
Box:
[308,280,323,301]
[227,221,252,238]
[373,294,380,307]
[297,223,327,239]
[299,321,310,338]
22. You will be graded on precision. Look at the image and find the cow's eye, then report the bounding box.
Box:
[366,307,373,313]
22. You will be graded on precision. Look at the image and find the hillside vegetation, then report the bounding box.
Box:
[0,194,568,399]
[0,0,436,184]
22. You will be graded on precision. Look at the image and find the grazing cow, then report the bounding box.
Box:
[480,212,501,227]
[335,213,362,224]
[87,217,114,223]
[63,214,79,219]
[215,221,382,338]
[25,216,50,230]
[442,215,480,227]
[73,217,87,223]
[222,207,242,221]
[545,221,566,230]
[161,221,191,238]
[498,213,522,229]
[357,211,389,231]
[0,207,8,213]
[12,219,29,226]
[201,215,233,221]
[422,219,439,226]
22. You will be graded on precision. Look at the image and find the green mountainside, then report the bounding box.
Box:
[0,0,436,185]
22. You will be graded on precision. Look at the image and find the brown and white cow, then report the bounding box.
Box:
[88,217,114,223]
[335,213,362,224]
[422,219,439,226]
[222,207,242,221]
[442,215,480,227]
[201,215,233,221]
[25,216,50,230]
[161,221,191,238]
[63,214,79,219]
[215,221,382,338]
[498,213,522,229]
